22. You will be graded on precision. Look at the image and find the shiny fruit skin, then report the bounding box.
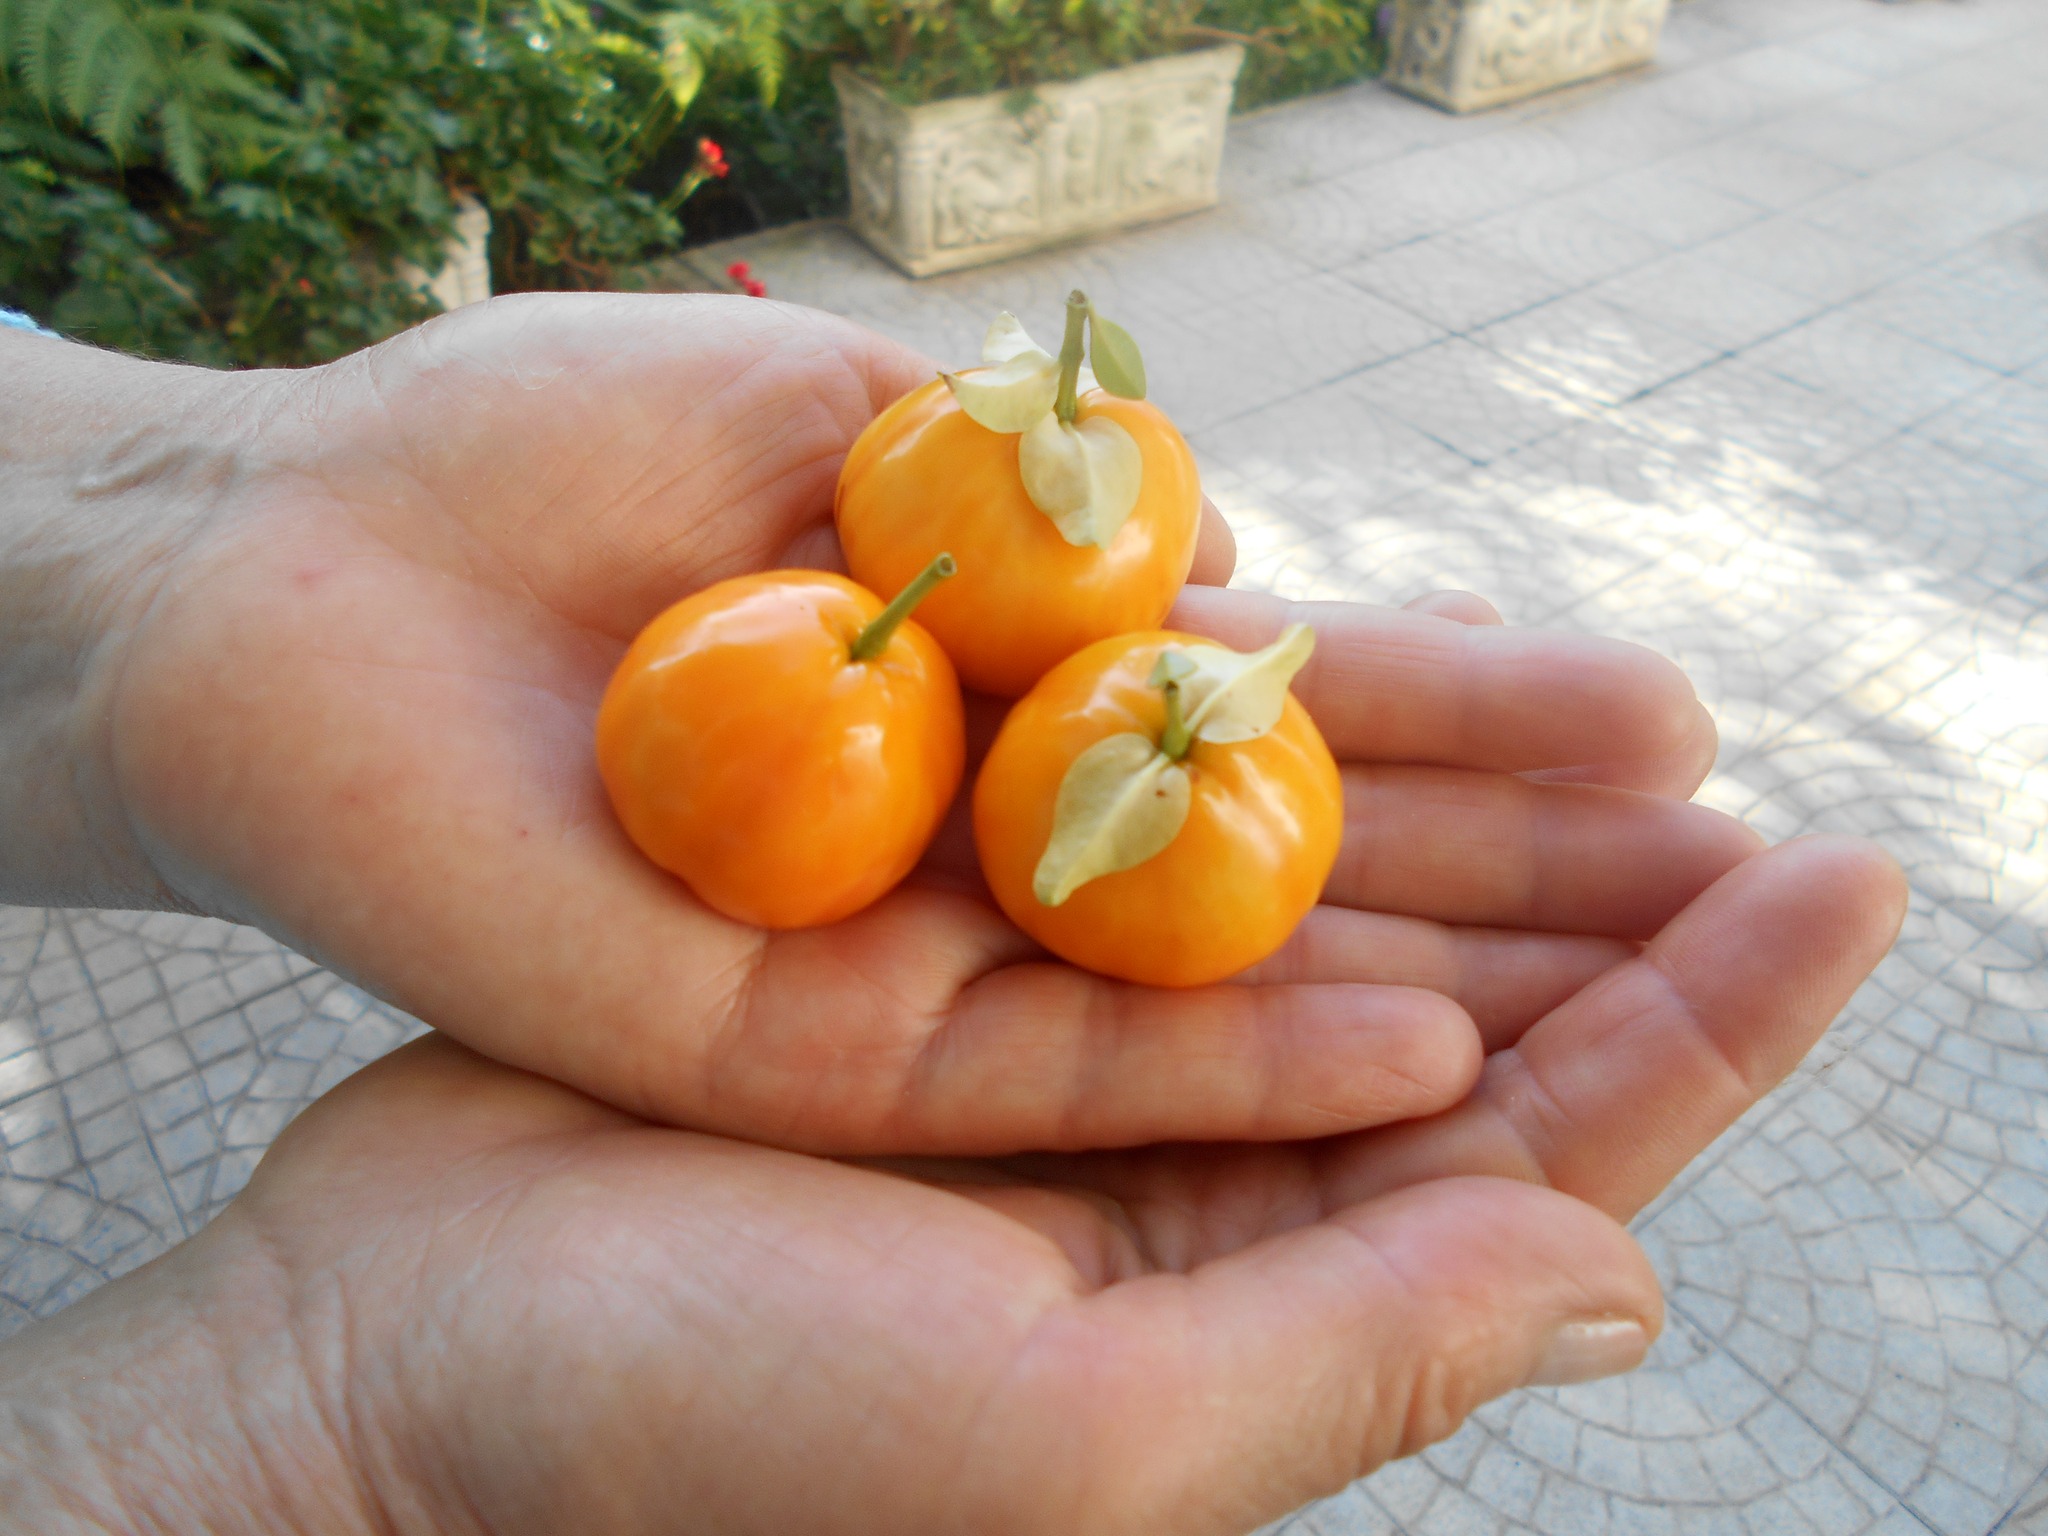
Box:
[973,631,1341,987]
[836,377,1201,698]
[597,570,963,929]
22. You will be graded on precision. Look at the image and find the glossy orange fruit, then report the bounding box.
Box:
[973,630,1342,988]
[835,377,1201,698]
[597,560,963,929]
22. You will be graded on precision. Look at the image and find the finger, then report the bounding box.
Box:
[1239,905,1635,1052]
[1027,1178,1659,1535]
[1326,766,1764,937]
[1524,698,1720,798]
[930,763,1748,981]
[1404,589,1502,625]
[1313,835,1908,1222]
[1167,585,1706,788]
[735,897,1484,1153]
[1188,495,1237,588]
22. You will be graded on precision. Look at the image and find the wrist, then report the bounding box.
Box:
[0,333,279,908]
[0,1214,388,1536]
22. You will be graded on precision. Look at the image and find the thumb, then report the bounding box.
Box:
[1017,1177,1661,1536]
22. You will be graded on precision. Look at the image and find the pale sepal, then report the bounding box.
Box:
[1147,650,1195,688]
[1018,411,1143,548]
[1032,734,1192,907]
[981,312,1041,365]
[981,312,1100,391]
[1177,623,1317,744]
[943,348,1061,433]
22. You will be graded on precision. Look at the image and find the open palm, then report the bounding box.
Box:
[114,293,1810,1153]
[8,838,1900,1536]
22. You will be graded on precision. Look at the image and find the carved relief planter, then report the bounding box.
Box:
[1385,0,1670,113]
[833,45,1244,279]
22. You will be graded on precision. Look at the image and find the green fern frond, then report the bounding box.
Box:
[653,10,724,109]
[659,34,704,110]
[177,49,282,112]
[8,0,295,189]
[54,4,129,123]
[158,92,205,192]
[655,11,729,56]
[647,1,788,106]
[88,45,154,156]
[593,30,662,72]
[177,11,288,74]
[0,108,114,170]
[738,10,785,102]
[10,0,67,105]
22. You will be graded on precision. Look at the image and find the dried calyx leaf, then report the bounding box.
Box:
[944,298,1149,548]
[1018,411,1143,548]
[1176,624,1317,745]
[943,350,1058,434]
[943,312,1095,433]
[1031,627,1318,907]
[1032,733,1191,907]
[982,312,1046,368]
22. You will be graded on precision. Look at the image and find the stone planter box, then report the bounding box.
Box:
[1385,0,1670,114]
[398,192,493,311]
[833,45,1244,279]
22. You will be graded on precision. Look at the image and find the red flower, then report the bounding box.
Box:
[695,136,730,178]
[296,277,315,295]
[726,260,751,281]
[743,278,768,298]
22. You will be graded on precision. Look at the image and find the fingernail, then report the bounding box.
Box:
[1528,1317,1649,1387]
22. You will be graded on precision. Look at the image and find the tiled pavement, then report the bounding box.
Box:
[4,0,2047,1530]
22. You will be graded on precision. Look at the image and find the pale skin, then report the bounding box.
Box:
[0,297,1906,1532]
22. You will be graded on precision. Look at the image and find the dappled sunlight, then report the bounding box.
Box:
[1200,379,2047,951]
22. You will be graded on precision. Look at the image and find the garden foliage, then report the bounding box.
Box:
[2,0,1378,367]
[0,0,762,364]
[837,0,1379,106]
[687,0,1383,232]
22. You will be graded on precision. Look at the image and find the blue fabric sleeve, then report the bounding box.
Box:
[0,307,59,338]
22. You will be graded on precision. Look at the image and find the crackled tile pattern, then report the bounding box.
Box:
[6,0,2048,1531]
[0,911,423,1335]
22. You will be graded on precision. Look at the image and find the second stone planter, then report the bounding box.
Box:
[398,192,493,312]
[1386,0,1671,113]
[834,45,1244,278]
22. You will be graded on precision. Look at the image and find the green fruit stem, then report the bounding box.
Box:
[1054,289,1088,425]
[1160,677,1194,762]
[851,552,956,661]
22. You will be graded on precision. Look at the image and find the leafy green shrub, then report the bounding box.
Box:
[829,0,1378,107]
[601,0,842,235]
[1,0,1379,364]
[0,0,740,365]
[1211,0,1386,111]
[670,0,1383,230]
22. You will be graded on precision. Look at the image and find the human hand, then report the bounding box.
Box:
[8,297,1760,1152]
[0,833,1901,1536]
